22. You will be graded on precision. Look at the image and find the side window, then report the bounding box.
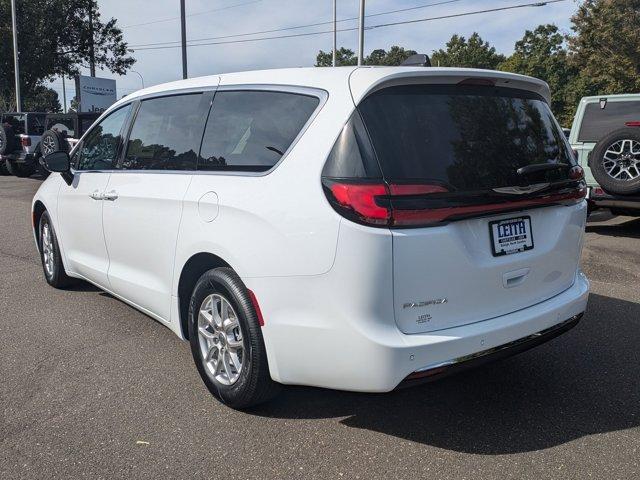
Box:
[198,91,319,172]
[122,94,210,171]
[578,101,640,143]
[76,105,132,171]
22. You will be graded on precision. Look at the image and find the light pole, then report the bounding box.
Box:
[10,0,21,111]
[332,0,337,67]
[131,70,145,89]
[62,76,67,113]
[180,0,188,79]
[357,0,365,66]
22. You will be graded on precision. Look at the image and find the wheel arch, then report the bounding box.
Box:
[32,200,47,251]
[177,252,232,339]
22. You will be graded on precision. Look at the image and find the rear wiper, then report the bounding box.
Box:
[517,162,569,176]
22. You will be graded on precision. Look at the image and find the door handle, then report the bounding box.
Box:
[89,190,103,200]
[102,190,119,201]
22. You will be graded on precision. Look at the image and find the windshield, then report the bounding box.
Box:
[358,84,576,191]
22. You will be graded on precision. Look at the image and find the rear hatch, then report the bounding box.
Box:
[323,81,586,334]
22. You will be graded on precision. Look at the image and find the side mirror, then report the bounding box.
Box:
[43,151,73,185]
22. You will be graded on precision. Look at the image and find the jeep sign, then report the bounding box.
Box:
[75,75,117,113]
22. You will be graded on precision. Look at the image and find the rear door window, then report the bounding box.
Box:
[198,91,319,172]
[122,93,211,171]
[357,84,575,191]
[578,101,640,143]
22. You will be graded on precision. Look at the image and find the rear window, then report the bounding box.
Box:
[357,85,575,191]
[123,93,210,171]
[578,100,640,143]
[2,114,26,134]
[27,114,46,135]
[198,91,319,172]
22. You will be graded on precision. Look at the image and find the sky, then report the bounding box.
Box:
[48,0,581,111]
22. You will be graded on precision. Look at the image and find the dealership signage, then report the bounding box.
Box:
[75,75,117,113]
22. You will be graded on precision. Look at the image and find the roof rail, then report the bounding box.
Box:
[400,54,431,67]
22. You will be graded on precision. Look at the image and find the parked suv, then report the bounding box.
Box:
[569,94,640,215]
[0,112,46,177]
[33,67,589,408]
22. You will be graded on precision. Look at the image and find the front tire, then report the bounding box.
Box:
[39,211,74,288]
[188,267,279,409]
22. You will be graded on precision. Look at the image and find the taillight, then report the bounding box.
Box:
[21,137,31,147]
[625,121,640,127]
[329,182,390,225]
[323,178,586,228]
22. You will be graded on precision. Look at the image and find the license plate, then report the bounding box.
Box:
[489,216,534,256]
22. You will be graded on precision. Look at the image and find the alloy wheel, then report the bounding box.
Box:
[197,294,245,386]
[603,139,640,181]
[41,135,56,156]
[41,223,55,277]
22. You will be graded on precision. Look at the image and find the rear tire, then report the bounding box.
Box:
[6,159,36,178]
[590,128,640,195]
[0,158,9,175]
[188,267,280,409]
[39,211,75,288]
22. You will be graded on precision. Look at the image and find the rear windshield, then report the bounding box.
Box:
[358,85,575,191]
[578,101,640,143]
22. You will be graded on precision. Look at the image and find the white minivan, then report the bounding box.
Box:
[34,67,590,408]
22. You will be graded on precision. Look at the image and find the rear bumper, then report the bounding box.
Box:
[400,313,582,387]
[591,190,640,211]
[259,270,589,392]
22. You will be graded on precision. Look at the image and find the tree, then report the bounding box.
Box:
[499,24,579,125]
[568,0,640,95]
[0,0,134,111]
[316,47,357,67]
[316,46,416,67]
[431,33,505,69]
[365,46,417,66]
[0,86,61,113]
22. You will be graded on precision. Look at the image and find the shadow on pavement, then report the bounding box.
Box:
[252,293,639,454]
[586,217,640,238]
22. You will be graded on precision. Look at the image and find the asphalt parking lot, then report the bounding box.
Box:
[1,175,639,480]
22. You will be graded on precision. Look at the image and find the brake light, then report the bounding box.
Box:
[324,179,586,228]
[21,137,31,147]
[329,183,390,224]
[625,121,640,127]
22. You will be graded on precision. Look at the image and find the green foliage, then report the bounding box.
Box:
[431,33,505,69]
[499,24,579,126]
[0,86,61,113]
[0,0,134,112]
[318,0,638,127]
[568,0,640,95]
[316,47,357,67]
[316,46,416,67]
